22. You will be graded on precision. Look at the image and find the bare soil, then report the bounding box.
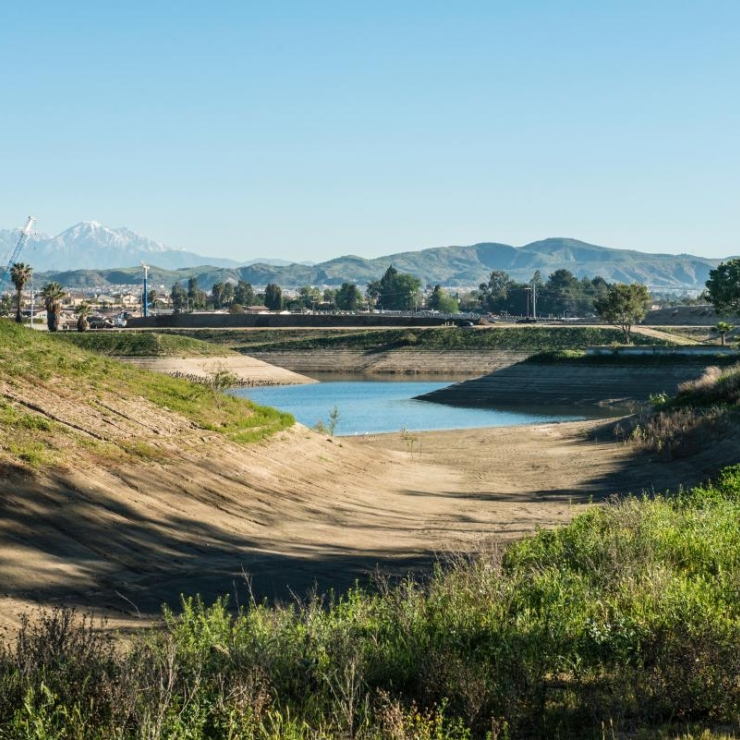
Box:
[1,355,738,634]
[118,355,316,386]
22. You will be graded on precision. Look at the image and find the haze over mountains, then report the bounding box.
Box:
[1,221,734,291]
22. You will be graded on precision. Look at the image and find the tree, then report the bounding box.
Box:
[367,265,421,310]
[221,282,235,306]
[171,283,188,313]
[298,285,322,310]
[234,280,255,307]
[705,259,740,316]
[9,262,32,324]
[264,283,283,311]
[76,302,92,332]
[41,282,66,332]
[211,282,225,309]
[593,283,651,344]
[427,285,459,313]
[477,270,515,313]
[335,282,363,311]
[187,277,201,308]
[545,269,579,317]
[715,321,734,346]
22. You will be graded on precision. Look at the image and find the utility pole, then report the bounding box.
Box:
[143,266,149,318]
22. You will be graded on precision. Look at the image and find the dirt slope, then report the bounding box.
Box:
[3,360,739,634]
[118,355,315,386]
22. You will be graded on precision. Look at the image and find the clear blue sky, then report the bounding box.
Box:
[2,1,738,262]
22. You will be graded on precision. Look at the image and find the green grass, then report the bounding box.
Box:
[3,465,740,738]
[167,326,676,354]
[0,321,293,466]
[58,330,237,356]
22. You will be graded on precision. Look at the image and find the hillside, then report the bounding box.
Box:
[24,234,734,292]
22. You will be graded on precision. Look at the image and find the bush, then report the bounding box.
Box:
[5,472,740,737]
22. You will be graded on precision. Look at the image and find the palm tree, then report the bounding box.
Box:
[9,263,32,324]
[41,282,66,332]
[716,321,734,346]
[76,302,92,332]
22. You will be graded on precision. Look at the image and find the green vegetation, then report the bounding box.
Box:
[0,398,59,468]
[3,468,740,738]
[58,331,237,357]
[0,322,293,466]
[674,363,740,408]
[40,281,66,332]
[170,326,675,354]
[593,282,652,343]
[476,268,609,317]
[9,262,32,324]
[615,363,740,461]
[705,258,740,316]
[715,321,734,346]
[367,265,422,310]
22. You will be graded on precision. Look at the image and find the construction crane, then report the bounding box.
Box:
[0,216,36,294]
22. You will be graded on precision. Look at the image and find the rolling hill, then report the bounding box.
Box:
[3,220,734,290]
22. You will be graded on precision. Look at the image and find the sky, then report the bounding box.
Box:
[1,1,738,262]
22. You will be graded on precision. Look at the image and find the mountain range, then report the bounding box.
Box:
[0,222,293,273]
[1,221,734,291]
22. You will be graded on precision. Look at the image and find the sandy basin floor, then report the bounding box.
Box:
[3,414,732,635]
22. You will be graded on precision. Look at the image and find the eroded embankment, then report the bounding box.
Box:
[418,358,714,407]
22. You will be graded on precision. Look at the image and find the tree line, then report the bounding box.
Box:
[8,255,740,343]
[169,265,642,319]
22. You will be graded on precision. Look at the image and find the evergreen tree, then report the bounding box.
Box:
[335,283,363,311]
[264,283,283,310]
[171,283,188,313]
[367,266,421,310]
[234,280,255,306]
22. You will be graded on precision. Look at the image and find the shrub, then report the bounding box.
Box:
[6,475,740,737]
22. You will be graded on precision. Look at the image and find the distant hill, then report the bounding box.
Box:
[222,239,732,291]
[3,221,734,291]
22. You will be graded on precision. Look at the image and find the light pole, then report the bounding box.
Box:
[141,262,149,318]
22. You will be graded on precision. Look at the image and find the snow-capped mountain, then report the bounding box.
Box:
[0,221,240,271]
